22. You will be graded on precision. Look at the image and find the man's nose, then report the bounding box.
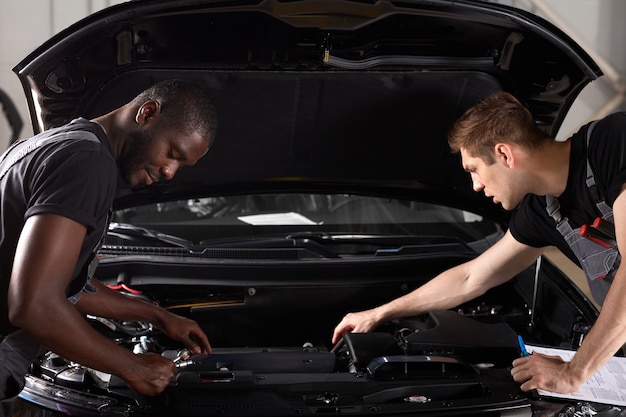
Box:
[471,173,484,192]
[161,162,179,181]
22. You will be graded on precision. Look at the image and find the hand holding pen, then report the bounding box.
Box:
[510,337,580,394]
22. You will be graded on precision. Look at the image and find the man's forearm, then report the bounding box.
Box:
[567,266,626,385]
[375,262,486,322]
[75,279,168,325]
[19,290,145,379]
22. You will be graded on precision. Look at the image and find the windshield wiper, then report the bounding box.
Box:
[284,232,476,257]
[104,227,474,260]
[199,233,340,259]
[107,222,194,249]
[200,232,474,258]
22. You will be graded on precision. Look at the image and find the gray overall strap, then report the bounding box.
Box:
[545,120,609,224]
[585,134,613,221]
[0,122,99,182]
[545,195,571,236]
[545,120,618,306]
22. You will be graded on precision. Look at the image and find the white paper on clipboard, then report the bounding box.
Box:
[525,344,626,406]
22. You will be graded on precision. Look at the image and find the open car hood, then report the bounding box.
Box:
[11,2,613,416]
[13,0,601,220]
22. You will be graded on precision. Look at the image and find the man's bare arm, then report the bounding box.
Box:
[76,280,211,354]
[8,213,177,395]
[512,186,626,393]
[332,230,544,343]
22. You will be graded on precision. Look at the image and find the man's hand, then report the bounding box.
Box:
[510,352,584,393]
[121,353,177,396]
[157,311,212,355]
[332,309,381,344]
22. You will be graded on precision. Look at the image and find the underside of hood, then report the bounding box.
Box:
[12,0,601,220]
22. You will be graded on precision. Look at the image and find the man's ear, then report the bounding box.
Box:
[494,143,515,167]
[135,100,161,126]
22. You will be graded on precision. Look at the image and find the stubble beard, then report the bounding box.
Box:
[119,130,153,187]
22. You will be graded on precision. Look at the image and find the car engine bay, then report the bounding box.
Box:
[18,255,613,417]
[32,308,531,416]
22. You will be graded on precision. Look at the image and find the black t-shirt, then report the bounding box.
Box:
[509,112,626,265]
[0,118,117,334]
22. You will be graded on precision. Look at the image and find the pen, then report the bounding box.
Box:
[518,335,530,357]
[516,335,538,400]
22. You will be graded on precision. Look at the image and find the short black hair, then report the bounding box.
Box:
[133,79,218,146]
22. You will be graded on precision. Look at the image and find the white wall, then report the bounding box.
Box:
[505,0,626,140]
[0,0,624,149]
[0,0,127,148]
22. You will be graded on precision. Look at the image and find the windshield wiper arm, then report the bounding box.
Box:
[285,232,475,256]
[286,231,467,245]
[107,222,194,249]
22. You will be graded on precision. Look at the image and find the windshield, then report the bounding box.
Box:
[105,193,503,258]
